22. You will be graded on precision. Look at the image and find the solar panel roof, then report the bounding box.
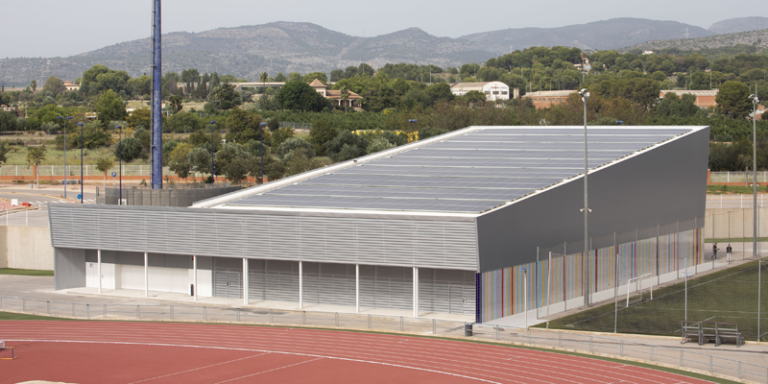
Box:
[224,126,694,214]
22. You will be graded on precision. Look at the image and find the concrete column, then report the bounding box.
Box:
[243,258,249,306]
[144,252,148,298]
[299,261,303,309]
[193,256,197,302]
[355,264,360,313]
[413,267,419,318]
[97,250,102,294]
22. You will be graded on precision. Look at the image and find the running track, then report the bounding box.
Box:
[0,321,718,384]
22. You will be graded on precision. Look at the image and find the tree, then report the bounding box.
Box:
[716,81,751,119]
[0,142,9,164]
[274,73,286,82]
[463,90,486,104]
[168,143,194,181]
[95,90,127,125]
[127,108,151,129]
[43,76,65,96]
[272,126,295,147]
[366,137,394,154]
[260,72,268,91]
[30,80,37,93]
[166,111,203,133]
[325,131,368,161]
[27,145,47,187]
[168,95,183,114]
[225,108,263,143]
[215,143,253,184]
[308,119,338,156]
[114,137,143,162]
[96,157,116,187]
[188,147,213,178]
[0,111,17,132]
[275,81,329,112]
[276,137,313,160]
[284,148,322,177]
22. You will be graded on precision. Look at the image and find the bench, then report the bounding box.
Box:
[682,321,744,347]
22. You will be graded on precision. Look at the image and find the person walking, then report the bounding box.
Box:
[713,243,718,260]
[726,244,732,262]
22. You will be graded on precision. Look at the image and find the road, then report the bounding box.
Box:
[0,185,98,227]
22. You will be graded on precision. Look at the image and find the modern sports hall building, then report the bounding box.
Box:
[49,126,709,323]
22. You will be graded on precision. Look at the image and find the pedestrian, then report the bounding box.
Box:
[713,243,718,260]
[727,244,732,262]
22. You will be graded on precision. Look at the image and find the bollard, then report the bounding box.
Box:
[400,317,404,332]
[464,323,473,337]
[137,305,140,319]
[269,309,273,323]
[302,311,306,325]
[204,307,207,321]
[335,313,339,327]
[236,308,240,322]
[433,319,436,335]
[46,301,50,315]
[368,314,371,329]
[86,304,90,319]
[22,298,25,312]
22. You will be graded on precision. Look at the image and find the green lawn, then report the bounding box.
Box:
[541,259,768,341]
[0,269,53,276]
[707,185,768,195]
[0,311,69,321]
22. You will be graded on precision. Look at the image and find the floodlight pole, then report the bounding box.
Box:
[210,121,216,184]
[118,125,122,205]
[78,122,84,204]
[260,122,267,183]
[750,94,760,260]
[580,88,591,307]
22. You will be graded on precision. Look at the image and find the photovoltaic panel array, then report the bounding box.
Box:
[227,127,691,213]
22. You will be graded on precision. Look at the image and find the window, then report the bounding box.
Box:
[501,91,508,95]
[484,91,491,94]
[492,91,499,95]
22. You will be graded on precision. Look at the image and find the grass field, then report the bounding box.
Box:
[0,311,67,321]
[541,259,768,341]
[0,269,53,276]
[707,185,768,194]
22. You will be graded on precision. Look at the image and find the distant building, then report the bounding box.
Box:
[450,81,517,101]
[63,81,80,92]
[309,79,362,110]
[659,90,718,109]
[643,50,654,55]
[521,90,576,109]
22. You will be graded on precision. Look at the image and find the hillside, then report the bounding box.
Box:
[459,18,714,52]
[619,28,768,53]
[709,17,768,34]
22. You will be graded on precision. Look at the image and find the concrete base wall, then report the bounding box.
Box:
[1,226,54,270]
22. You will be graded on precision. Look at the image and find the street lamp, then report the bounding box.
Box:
[210,121,216,185]
[749,94,760,260]
[259,122,267,184]
[408,119,417,142]
[579,88,591,307]
[117,125,122,205]
[55,116,72,198]
[78,122,84,204]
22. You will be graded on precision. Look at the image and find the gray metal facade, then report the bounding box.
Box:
[49,205,478,271]
[476,127,710,272]
[54,248,85,290]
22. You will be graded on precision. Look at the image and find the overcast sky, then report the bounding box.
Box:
[2,0,766,58]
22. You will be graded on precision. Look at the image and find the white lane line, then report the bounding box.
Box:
[126,352,269,384]
[211,357,324,384]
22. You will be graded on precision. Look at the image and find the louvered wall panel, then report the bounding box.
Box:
[419,269,476,315]
[263,260,299,302]
[302,262,356,306]
[213,258,242,298]
[359,265,413,311]
[54,248,86,290]
[248,259,267,301]
[49,205,478,271]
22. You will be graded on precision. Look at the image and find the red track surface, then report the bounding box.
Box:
[0,321,716,384]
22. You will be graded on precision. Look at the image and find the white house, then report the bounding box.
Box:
[450,81,517,101]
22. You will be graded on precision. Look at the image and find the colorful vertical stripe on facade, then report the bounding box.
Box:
[475,228,704,323]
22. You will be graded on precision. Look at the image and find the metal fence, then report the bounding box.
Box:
[707,195,768,208]
[100,185,241,207]
[279,121,311,130]
[711,172,768,184]
[0,165,170,178]
[0,295,765,383]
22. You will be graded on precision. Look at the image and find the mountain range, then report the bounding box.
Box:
[1,17,767,86]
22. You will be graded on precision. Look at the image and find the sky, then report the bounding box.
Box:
[2,0,767,58]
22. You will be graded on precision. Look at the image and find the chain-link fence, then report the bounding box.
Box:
[99,185,241,207]
[1,295,765,383]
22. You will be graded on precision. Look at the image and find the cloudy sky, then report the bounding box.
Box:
[2,0,766,58]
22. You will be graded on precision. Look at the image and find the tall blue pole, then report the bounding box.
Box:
[151,0,163,189]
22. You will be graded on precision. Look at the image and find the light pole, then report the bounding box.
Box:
[117,125,122,205]
[259,122,267,184]
[408,119,417,142]
[78,122,84,204]
[55,116,72,198]
[579,88,591,307]
[210,121,216,185]
[749,94,760,259]
[522,267,528,330]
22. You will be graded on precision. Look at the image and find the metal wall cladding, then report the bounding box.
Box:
[247,260,299,302]
[302,262,356,306]
[359,265,412,311]
[54,248,86,290]
[213,257,243,298]
[419,269,477,316]
[49,206,478,271]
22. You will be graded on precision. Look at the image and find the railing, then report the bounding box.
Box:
[0,165,213,179]
[711,171,768,184]
[1,295,765,383]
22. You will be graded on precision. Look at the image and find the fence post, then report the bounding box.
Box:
[368,314,372,329]
[236,308,240,322]
[86,304,90,319]
[433,319,436,335]
[709,355,713,373]
[22,298,25,312]
[170,305,174,320]
[400,316,404,331]
[204,307,207,321]
[302,311,306,325]
[620,340,623,356]
[739,361,742,379]
[335,312,339,327]
[46,301,50,314]
[269,309,273,323]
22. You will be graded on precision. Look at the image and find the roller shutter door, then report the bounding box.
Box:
[303,262,355,306]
